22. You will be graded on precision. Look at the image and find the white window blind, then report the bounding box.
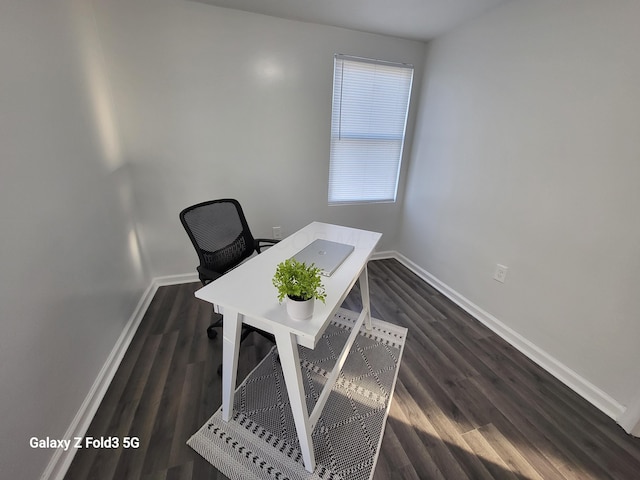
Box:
[329,54,414,205]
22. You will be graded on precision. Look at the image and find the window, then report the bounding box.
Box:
[328,54,414,205]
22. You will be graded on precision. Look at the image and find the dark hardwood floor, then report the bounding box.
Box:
[65,259,640,479]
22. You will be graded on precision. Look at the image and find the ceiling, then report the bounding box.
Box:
[190,0,510,42]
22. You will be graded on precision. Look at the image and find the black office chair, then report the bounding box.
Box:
[179,199,279,345]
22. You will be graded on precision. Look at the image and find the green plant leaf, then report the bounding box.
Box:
[272,258,326,304]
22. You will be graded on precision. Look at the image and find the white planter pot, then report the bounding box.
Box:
[286,296,314,320]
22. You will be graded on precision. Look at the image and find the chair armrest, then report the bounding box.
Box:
[197,266,223,284]
[255,238,280,253]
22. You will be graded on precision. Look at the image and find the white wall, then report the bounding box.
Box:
[399,0,640,421]
[11,0,640,476]
[0,1,149,478]
[90,0,426,278]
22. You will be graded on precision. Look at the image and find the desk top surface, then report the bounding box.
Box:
[195,222,381,348]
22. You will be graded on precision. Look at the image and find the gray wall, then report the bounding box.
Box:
[399,0,640,414]
[91,0,426,279]
[5,0,640,477]
[0,1,149,478]
[0,0,424,477]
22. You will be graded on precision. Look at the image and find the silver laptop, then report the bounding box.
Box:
[292,239,355,276]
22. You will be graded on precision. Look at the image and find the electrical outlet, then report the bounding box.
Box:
[493,264,508,283]
[272,226,282,240]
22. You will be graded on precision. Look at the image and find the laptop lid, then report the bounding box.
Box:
[292,239,355,276]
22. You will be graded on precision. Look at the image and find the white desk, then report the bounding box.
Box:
[195,222,382,472]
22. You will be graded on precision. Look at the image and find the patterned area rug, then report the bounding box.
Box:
[187,308,408,480]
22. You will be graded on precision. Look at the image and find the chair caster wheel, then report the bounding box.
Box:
[207,327,218,339]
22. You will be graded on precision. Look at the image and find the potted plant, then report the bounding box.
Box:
[272,258,326,319]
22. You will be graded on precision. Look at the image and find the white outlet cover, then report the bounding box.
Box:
[494,264,508,283]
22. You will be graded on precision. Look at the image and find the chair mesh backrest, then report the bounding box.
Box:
[180,199,255,275]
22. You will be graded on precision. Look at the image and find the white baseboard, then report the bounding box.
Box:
[154,272,199,286]
[387,251,627,423]
[371,250,396,261]
[617,391,640,436]
[42,272,202,479]
[44,253,639,480]
[42,280,160,480]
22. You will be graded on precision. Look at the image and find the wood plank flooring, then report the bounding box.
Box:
[65,258,640,479]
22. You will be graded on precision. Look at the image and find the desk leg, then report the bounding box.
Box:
[275,330,316,473]
[359,265,372,330]
[221,308,242,422]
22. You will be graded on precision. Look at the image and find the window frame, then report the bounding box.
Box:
[328,54,414,206]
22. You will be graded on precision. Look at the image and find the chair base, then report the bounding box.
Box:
[207,309,277,376]
[207,326,218,339]
[207,312,224,339]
